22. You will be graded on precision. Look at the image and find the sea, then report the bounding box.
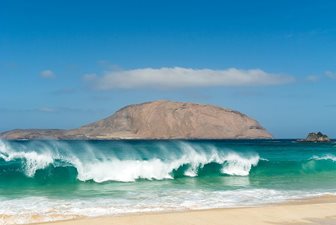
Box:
[1,139,336,224]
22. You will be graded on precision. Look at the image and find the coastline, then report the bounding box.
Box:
[31,195,336,225]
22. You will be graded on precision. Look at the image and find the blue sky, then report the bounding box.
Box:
[1,0,336,138]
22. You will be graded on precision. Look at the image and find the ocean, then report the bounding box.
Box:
[1,139,336,224]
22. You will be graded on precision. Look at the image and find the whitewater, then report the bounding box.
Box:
[1,139,336,224]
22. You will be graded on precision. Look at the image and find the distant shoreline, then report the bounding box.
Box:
[1,138,335,141]
[1,138,275,141]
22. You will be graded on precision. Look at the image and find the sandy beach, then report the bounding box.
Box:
[31,195,336,225]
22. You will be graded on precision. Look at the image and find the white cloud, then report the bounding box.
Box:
[325,71,336,79]
[84,67,294,90]
[40,69,55,78]
[306,75,320,82]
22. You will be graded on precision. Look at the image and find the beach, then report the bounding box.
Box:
[33,195,336,225]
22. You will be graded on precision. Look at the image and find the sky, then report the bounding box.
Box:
[1,0,336,138]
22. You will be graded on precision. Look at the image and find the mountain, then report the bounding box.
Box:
[0,100,272,140]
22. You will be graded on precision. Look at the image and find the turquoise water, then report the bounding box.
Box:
[1,139,336,224]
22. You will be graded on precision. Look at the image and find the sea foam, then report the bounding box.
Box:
[310,154,336,162]
[0,188,333,225]
[0,140,260,182]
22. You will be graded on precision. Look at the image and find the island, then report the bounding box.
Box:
[299,132,331,143]
[0,100,272,140]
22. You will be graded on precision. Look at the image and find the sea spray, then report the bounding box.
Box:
[0,140,260,182]
[221,153,259,176]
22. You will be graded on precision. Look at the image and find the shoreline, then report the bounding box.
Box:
[30,195,336,225]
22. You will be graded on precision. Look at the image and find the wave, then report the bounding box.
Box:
[310,154,336,162]
[0,140,260,183]
[2,140,336,184]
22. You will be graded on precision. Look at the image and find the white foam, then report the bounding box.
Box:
[0,189,334,225]
[0,140,261,182]
[310,154,336,162]
[73,149,259,182]
[0,141,53,176]
[221,153,259,176]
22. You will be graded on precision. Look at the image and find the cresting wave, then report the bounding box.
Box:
[0,140,260,182]
[310,154,336,162]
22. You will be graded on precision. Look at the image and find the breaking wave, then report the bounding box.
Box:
[310,154,336,162]
[0,140,260,183]
[2,140,336,184]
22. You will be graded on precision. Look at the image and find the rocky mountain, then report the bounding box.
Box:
[0,100,272,140]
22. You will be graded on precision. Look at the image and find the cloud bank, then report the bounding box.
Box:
[84,67,294,90]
